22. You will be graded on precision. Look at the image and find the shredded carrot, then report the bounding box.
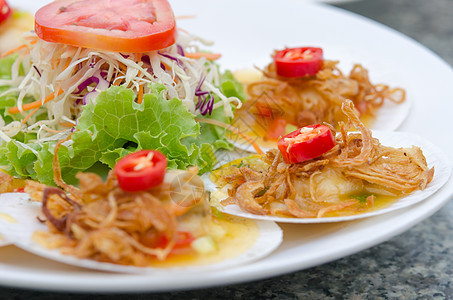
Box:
[58,121,76,128]
[138,84,144,104]
[21,107,39,125]
[195,118,264,154]
[62,59,71,71]
[1,40,37,58]
[53,135,83,199]
[119,62,128,73]
[24,35,39,41]
[1,45,27,58]
[9,87,64,114]
[177,28,190,35]
[112,79,123,86]
[42,126,71,134]
[185,53,222,61]
[176,15,196,20]
[136,53,144,104]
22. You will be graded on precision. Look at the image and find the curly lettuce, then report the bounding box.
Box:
[0,70,245,185]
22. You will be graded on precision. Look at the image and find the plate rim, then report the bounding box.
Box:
[1,0,453,293]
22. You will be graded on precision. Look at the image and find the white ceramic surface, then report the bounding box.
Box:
[2,0,453,292]
[0,236,8,247]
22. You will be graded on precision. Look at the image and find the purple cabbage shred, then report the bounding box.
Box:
[71,119,78,133]
[33,65,41,77]
[73,71,110,105]
[74,76,100,94]
[142,55,151,65]
[158,51,183,68]
[177,45,185,56]
[195,76,214,116]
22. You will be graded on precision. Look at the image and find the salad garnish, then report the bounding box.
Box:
[0,0,245,185]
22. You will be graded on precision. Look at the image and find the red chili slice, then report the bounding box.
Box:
[114,150,167,192]
[0,0,12,25]
[158,231,195,248]
[277,124,335,164]
[151,231,195,255]
[274,47,323,78]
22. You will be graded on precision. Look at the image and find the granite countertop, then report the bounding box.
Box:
[1,0,452,299]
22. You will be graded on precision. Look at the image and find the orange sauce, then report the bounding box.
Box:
[33,214,260,268]
[148,215,259,268]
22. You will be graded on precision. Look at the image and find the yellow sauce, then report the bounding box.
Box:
[322,193,402,218]
[0,213,17,223]
[148,215,259,267]
[211,156,404,219]
[33,214,260,268]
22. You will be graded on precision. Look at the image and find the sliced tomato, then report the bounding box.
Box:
[0,0,12,25]
[278,124,335,164]
[34,0,176,52]
[114,150,167,192]
[274,47,323,78]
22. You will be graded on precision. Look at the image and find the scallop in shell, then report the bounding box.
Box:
[207,131,452,223]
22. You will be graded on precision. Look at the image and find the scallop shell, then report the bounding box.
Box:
[207,131,452,223]
[0,193,29,247]
[0,193,282,273]
[0,236,9,247]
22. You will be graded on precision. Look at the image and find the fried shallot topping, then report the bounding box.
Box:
[26,139,209,265]
[242,60,406,128]
[214,100,434,218]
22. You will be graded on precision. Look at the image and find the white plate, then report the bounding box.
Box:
[0,236,8,247]
[207,131,452,223]
[0,194,283,274]
[3,0,453,293]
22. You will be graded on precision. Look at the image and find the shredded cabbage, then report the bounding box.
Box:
[0,30,246,184]
[0,30,242,144]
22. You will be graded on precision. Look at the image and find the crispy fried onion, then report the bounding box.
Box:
[40,169,180,263]
[32,139,207,265]
[217,100,433,218]
[237,60,405,129]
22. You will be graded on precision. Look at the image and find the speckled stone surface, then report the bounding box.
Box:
[1,0,452,299]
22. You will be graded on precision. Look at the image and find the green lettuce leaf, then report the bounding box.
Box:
[0,55,17,80]
[0,85,217,184]
[0,69,246,185]
[183,70,246,151]
[0,55,35,124]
